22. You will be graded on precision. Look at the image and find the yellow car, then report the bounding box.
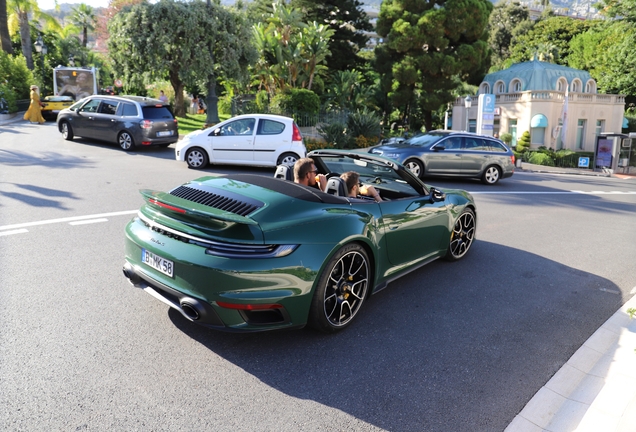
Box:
[41,95,74,121]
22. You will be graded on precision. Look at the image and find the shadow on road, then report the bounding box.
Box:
[166,241,624,432]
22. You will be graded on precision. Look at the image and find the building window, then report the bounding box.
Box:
[511,80,522,92]
[557,78,567,92]
[555,119,563,150]
[595,120,605,138]
[509,119,517,146]
[576,119,586,150]
[480,83,490,94]
[495,81,505,94]
[586,80,596,93]
[494,119,500,138]
[468,119,476,133]
[571,79,582,92]
[531,127,545,145]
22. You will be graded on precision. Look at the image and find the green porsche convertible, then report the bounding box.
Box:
[123,150,477,333]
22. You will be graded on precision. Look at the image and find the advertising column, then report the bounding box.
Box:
[476,93,495,136]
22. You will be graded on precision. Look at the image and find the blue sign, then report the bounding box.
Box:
[578,157,590,168]
[482,94,495,113]
[482,124,493,130]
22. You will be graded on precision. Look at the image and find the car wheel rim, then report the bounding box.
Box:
[449,211,475,259]
[323,250,369,327]
[485,167,499,184]
[62,124,68,138]
[280,154,297,164]
[406,161,421,176]
[187,151,203,167]
[120,134,132,149]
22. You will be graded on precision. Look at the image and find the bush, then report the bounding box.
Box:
[528,151,555,166]
[353,135,377,149]
[346,109,382,139]
[0,83,18,113]
[255,90,269,112]
[271,88,320,114]
[516,131,531,153]
[218,95,232,116]
[500,132,513,145]
[0,51,34,102]
[305,137,333,152]
[317,122,349,148]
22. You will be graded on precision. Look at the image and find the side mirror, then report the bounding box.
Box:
[211,128,221,136]
[432,145,445,151]
[429,187,446,203]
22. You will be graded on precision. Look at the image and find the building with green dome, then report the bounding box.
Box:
[450,59,625,151]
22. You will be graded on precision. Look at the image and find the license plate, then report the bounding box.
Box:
[141,249,174,277]
[157,131,173,137]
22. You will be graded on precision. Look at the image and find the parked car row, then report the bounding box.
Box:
[55,98,514,184]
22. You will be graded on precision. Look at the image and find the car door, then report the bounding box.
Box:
[424,136,463,175]
[73,98,101,137]
[211,118,256,163]
[92,99,120,143]
[378,195,450,266]
[253,118,288,165]
[461,137,491,175]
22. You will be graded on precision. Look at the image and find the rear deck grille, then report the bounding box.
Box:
[169,185,262,216]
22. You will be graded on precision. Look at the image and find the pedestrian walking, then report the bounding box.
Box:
[23,85,45,124]
[159,90,168,104]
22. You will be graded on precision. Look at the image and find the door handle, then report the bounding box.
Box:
[389,225,399,231]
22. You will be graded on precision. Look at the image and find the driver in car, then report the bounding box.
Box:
[294,158,327,191]
[341,171,383,202]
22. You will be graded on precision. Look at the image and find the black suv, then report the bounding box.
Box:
[56,95,178,151]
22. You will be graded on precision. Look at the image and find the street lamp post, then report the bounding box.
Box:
[34,36,47,94]
[464,95,472,132]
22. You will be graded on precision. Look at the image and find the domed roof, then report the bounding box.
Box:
[480,59,592,93]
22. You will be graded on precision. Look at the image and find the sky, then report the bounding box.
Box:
[37,0,111,11]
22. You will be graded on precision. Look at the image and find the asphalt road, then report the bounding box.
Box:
[1,121,635,431]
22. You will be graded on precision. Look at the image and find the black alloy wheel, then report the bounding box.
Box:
[445,208,476,261]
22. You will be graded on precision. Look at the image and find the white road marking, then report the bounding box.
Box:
[0,228,29,236]
[0,210,137,231]
[69,218,109,226]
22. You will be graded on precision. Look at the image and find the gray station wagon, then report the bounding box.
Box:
[369,130,515,185]
[56,95,178,151]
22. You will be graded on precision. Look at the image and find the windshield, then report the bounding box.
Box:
[404,133,445,147]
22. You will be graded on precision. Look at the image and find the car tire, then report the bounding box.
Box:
[444,208,476,261]
[308,243,370,333]
[60,121,74,140]
[118,131,135,151]
[277,152,299,165]
[405,159,424,178]
[481,165,501,185]
[185,147,209,169]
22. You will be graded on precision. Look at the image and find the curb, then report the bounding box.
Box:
[506,295,636,432]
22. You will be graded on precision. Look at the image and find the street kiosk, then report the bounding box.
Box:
[594,133,635,174]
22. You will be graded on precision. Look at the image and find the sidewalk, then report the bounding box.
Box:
[518,162,636,179]
[506,295,636,432]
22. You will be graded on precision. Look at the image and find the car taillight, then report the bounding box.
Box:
[173,118,178,126]
[292,123,302,141]
[511,154,516,164]
[140,119,153,129]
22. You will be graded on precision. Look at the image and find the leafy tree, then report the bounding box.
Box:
[1,0,13,53]
[509,16,593,66]
[108,0,257,118]
[69,3,95,48]
[488,1,531,69]
[0,49,33,98]
[7,0,60,69]
[290,0,372,71]
[323,69,376,111]
[375,0,492,131]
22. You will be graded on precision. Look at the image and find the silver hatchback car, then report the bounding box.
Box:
[369,130,515,185]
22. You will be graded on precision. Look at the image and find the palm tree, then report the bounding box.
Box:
[7,0,60,69]
[0,0,13,53]
[298,22,334,91]
[69,3,95,48]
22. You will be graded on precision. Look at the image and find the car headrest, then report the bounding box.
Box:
[325,177,348,197]
[274,164,294,181]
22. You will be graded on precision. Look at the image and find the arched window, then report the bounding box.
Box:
[585,80,597,93]
[494,81,505,94]
[571,79,582,92]
[510,79,522,92]
[557,78,568,92]
[480,83,490,94]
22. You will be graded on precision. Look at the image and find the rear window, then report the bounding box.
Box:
[488,141,509,152]
[141,106,174,120]
[258,119,285,135]
[122,103,138,117]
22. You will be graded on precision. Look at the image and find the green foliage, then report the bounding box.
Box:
[516,131,531,152]
[323,69,377,111]
[509,16,594,65]
[286,88,320,113]
[317,121,349,148]
[0,51,33,100]
[255,90,269,112]
[528,151,555,166]
[375,0,493,131]
[488,1,532,69]
[500,132,513,144]
[108,0,257,117]
[0,82,18,113]
[218,96,232,116]
[346,109,382,139]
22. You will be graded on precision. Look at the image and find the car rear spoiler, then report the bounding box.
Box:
[139,189,259,226]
